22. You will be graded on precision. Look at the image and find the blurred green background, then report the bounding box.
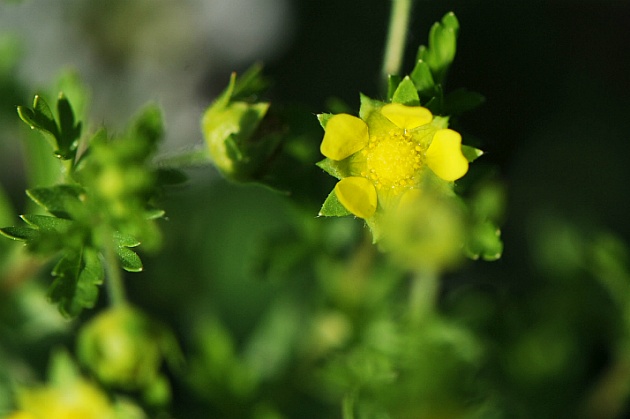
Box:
[1,0,630,418]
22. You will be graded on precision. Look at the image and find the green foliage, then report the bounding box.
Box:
[17,94,82,161]
[1,92,168,317]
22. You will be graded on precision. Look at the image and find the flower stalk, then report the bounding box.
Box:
[381,0,414,88]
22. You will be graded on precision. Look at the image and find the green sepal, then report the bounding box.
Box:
[387,74,403,100]
[359,93,385,122]
[319,189,351,217]
[462,145,484,163]
[230,62,269,101]
[26,184,84,219]
[316,158,352,180]
[49,247,104,318]
[443,89,485,115]
[391,76,420,106]
[0,225,40,241]
[417,12,459,84]
[317,113,334,129]
[410,60,436,97]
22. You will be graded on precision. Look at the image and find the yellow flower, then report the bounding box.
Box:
[319,101,469,221]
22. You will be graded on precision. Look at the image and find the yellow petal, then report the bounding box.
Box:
[380,103,433,130]
[335,177,377,219]
[425,129,469,181]
[320,114,369,160]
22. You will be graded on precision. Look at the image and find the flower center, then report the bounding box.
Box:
[362,129,422,190]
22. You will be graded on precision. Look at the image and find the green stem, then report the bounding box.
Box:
[409,269,439,322]
[381,0,414,89]
[342,391,356,419]
[102,231,127,307]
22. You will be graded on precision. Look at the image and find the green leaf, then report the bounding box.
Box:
[26,184,84,219]
[49,247,103,318]
[113,231,141,248]
[56,70,90,124]
[116,246,143,272]
[391,76,420,106]
[20,214,73,232]
[410,60,436,97]
[17,95,59,148]
[387,74,402,100]
[461,145,484,163]
[0,225,40,241]
[443,89,485,115]
[56,94,81,159]
[319,189,351,217]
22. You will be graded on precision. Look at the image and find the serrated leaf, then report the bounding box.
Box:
[20,214,73,232]
[56,94,81,160]
[410,60,436,97]
[26,184,84,219]
[443,89,485,115]
[319,189,351,217]
[391,76,420,106]
[387,74,402,100]
[462,145,484,163]
[18,96,60,147]
[0,226,40,241]
[49,248,103,318]
[56,70,90,124]
[116,246,143,272]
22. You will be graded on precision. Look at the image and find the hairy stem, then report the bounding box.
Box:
[381,0,414,89]
[409,268,439,322]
